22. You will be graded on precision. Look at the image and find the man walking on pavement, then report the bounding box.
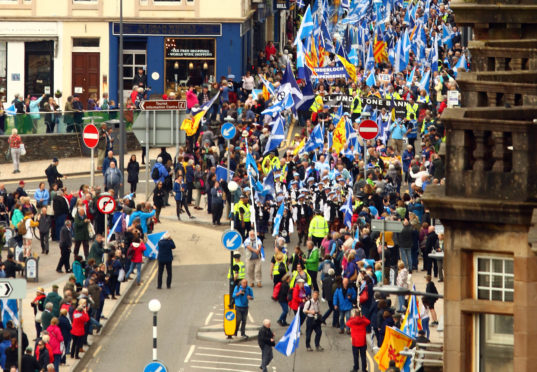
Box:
[232,279,254,338]
[57,219,72,273]
[304,290,324,352]
[244,230,263,288]
[258,319,275,372]
[157,233,176,289]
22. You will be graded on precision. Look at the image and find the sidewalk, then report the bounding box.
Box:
[0,147,176,183]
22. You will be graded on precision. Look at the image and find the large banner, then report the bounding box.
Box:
[322,94,408,119]
[312,66,348,80]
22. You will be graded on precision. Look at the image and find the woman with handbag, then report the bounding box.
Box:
[47,317,64,371]
[7,128,23,173]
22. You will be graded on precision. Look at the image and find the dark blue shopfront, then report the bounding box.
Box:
[109,22,252,102]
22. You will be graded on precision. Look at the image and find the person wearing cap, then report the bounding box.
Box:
[228,252,246,289]
[44,285,62,318]
[157,233,176,289]
[45,158,64,189]
[308,209,329,248]
[243,230,263,288]
[271,250,287,286]
[234,194,251,239]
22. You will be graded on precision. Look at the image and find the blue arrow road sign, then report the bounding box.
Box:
[144,361,168,372]
[221,229,243,251]
[225,311,235,321]
[221,122,236,140]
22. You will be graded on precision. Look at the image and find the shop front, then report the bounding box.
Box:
[109,21,253,103]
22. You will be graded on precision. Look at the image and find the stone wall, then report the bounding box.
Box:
[0,132,141,164]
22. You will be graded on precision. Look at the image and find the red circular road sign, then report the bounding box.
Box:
[83,124,99,149]
[358,120,379,140]
[97,195,116,214]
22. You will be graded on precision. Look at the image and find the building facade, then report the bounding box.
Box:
[0,0,295,107]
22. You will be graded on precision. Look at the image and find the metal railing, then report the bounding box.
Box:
[0,109,143,135]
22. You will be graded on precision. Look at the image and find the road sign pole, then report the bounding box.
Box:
[152,312,158,361]
[145,110,150,200]
[17,298,21,371]
[91,147,95,188]
[381,219,385,286]
[363,140,367,181]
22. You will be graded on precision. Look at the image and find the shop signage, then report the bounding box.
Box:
[322,95,407,119]
[166,48,214,58]
[140,100,187,111]
[274,0,290,10]
[113,23,222,37]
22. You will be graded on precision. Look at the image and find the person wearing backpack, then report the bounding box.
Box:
[151,157,168,185]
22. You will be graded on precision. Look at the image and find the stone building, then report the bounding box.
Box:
[422,0,537,371]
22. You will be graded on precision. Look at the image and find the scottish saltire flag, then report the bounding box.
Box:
[107,212,125,243]
[297,0,305,8]
[295,67,315,111]
[264,116,286,155]
[246,153,259,177]
[144,231,167,259]
[275,309,301,356]
[272,202,285,237]
[295,5,314,43]
[352,226,360,249]
[215,165,234,182]
[277,60,303,108]
[406,66,416,86]
[260,75,275,97]
[400,286,423,338]
[340,192,353,229]
[402,29,411,69]
[261,94,294,117]
[5,104,16,116]
[442,24,453,49]
[366,70,376,87]
[303,124,324,153]
[365,42,375,72]
[419,70,431,93]
[453,54,467,77]
[1,299,18,327]
[262,170,275,197]
[345,116,359,151]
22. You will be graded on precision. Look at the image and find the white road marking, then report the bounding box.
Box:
[228,344,260,349]
[190,366,257,372]
[194,353,260,361]
[184,345,196,363]
[197,346,259,355]
[204,312,214,325]
[191,360,260,367]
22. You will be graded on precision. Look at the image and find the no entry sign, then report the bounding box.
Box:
[358,120,379,140]
[83,124,99,148]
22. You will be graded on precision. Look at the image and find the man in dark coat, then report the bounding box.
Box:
[38,206,52,254]
[132,67,147,88]
[258,319,276,372]
[21,347,40,372]
[45,158,64,189]
[56,220,72,273]
[52,190,70,241]
[157,233,176,289]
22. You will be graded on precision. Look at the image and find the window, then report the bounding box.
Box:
[73,38,100,47]
[475,256,514,302]
[123,50,146,90]
[477,314,513,372]
[0,42,6,103]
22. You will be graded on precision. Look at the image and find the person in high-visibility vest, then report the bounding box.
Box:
[310,94,324,123]
[406,97,419,120]
[228,252,246,288]
[234,194,251,238]
[308,209,329,249]
[385,85,401,100]
[261,152,281,175]
[351,91,362,122]
[271,250,288,286]
[289,262,312,288]
[417,89,430,104]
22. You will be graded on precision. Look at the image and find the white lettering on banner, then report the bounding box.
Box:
[167,48,213,58]
[447,90,459,107]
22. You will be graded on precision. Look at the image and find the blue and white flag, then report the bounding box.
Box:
[339,192,353,229]
[107,212,124,243]
[261,93,294,117]
[401,285,422,338]
[295,5,314,43]
[442,24,453,50]
[5,104,16,116]
[419,70,431,93]
[276,60,303,109]
[262,170,275,197]
[303,124,324,153]
[366,70,376,87]
[246,153,259,177]
[144,231,167,260]
[1,299,18,327]
[275,309,301,356]
[295,67,315,111]
[264,115,286,155]
[215,165,234,182]
[453,54,467,77]
[272,202,285,237]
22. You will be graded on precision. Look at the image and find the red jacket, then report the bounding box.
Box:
[35,343,54,362]
[346,316,371,347]
[46,324,64,355]
[71,310,90,336]
[130,241,146,263]
[289,286,306,312]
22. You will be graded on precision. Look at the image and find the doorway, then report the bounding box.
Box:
[72,52,100,109]
[25,41,54,99]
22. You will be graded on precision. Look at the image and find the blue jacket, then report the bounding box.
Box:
[29,96,44,119]
[72,260,84,285]
[0,339,10,368]
[35,189,50,206]
[233,285,254,308]
[173,181,185,201]
[333,286,356,312]
[157,238,176,263]
[402,149,413,172]
[185,165,194,183]
[129,209,156,234]
[102,156,118,175]
[152,162,168,184]
[389,121,405,140]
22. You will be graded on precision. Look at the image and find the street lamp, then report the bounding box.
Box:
[148,299,161,361]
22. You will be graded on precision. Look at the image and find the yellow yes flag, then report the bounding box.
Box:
[336,54,357,83]
[374,326,413,371]
[332,116,346,153]
[293,137,305,156]
[180,117,197,137]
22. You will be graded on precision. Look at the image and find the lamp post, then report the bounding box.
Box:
[118,0,125,197]
[148,299,161,361]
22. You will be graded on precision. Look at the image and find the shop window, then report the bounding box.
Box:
[164,38,215,91]
[123,50,146,90]
[477,314,513,372]
[0,42,6,103]
[475,256,514,302]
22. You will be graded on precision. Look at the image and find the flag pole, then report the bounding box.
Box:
[244,136,259,249]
